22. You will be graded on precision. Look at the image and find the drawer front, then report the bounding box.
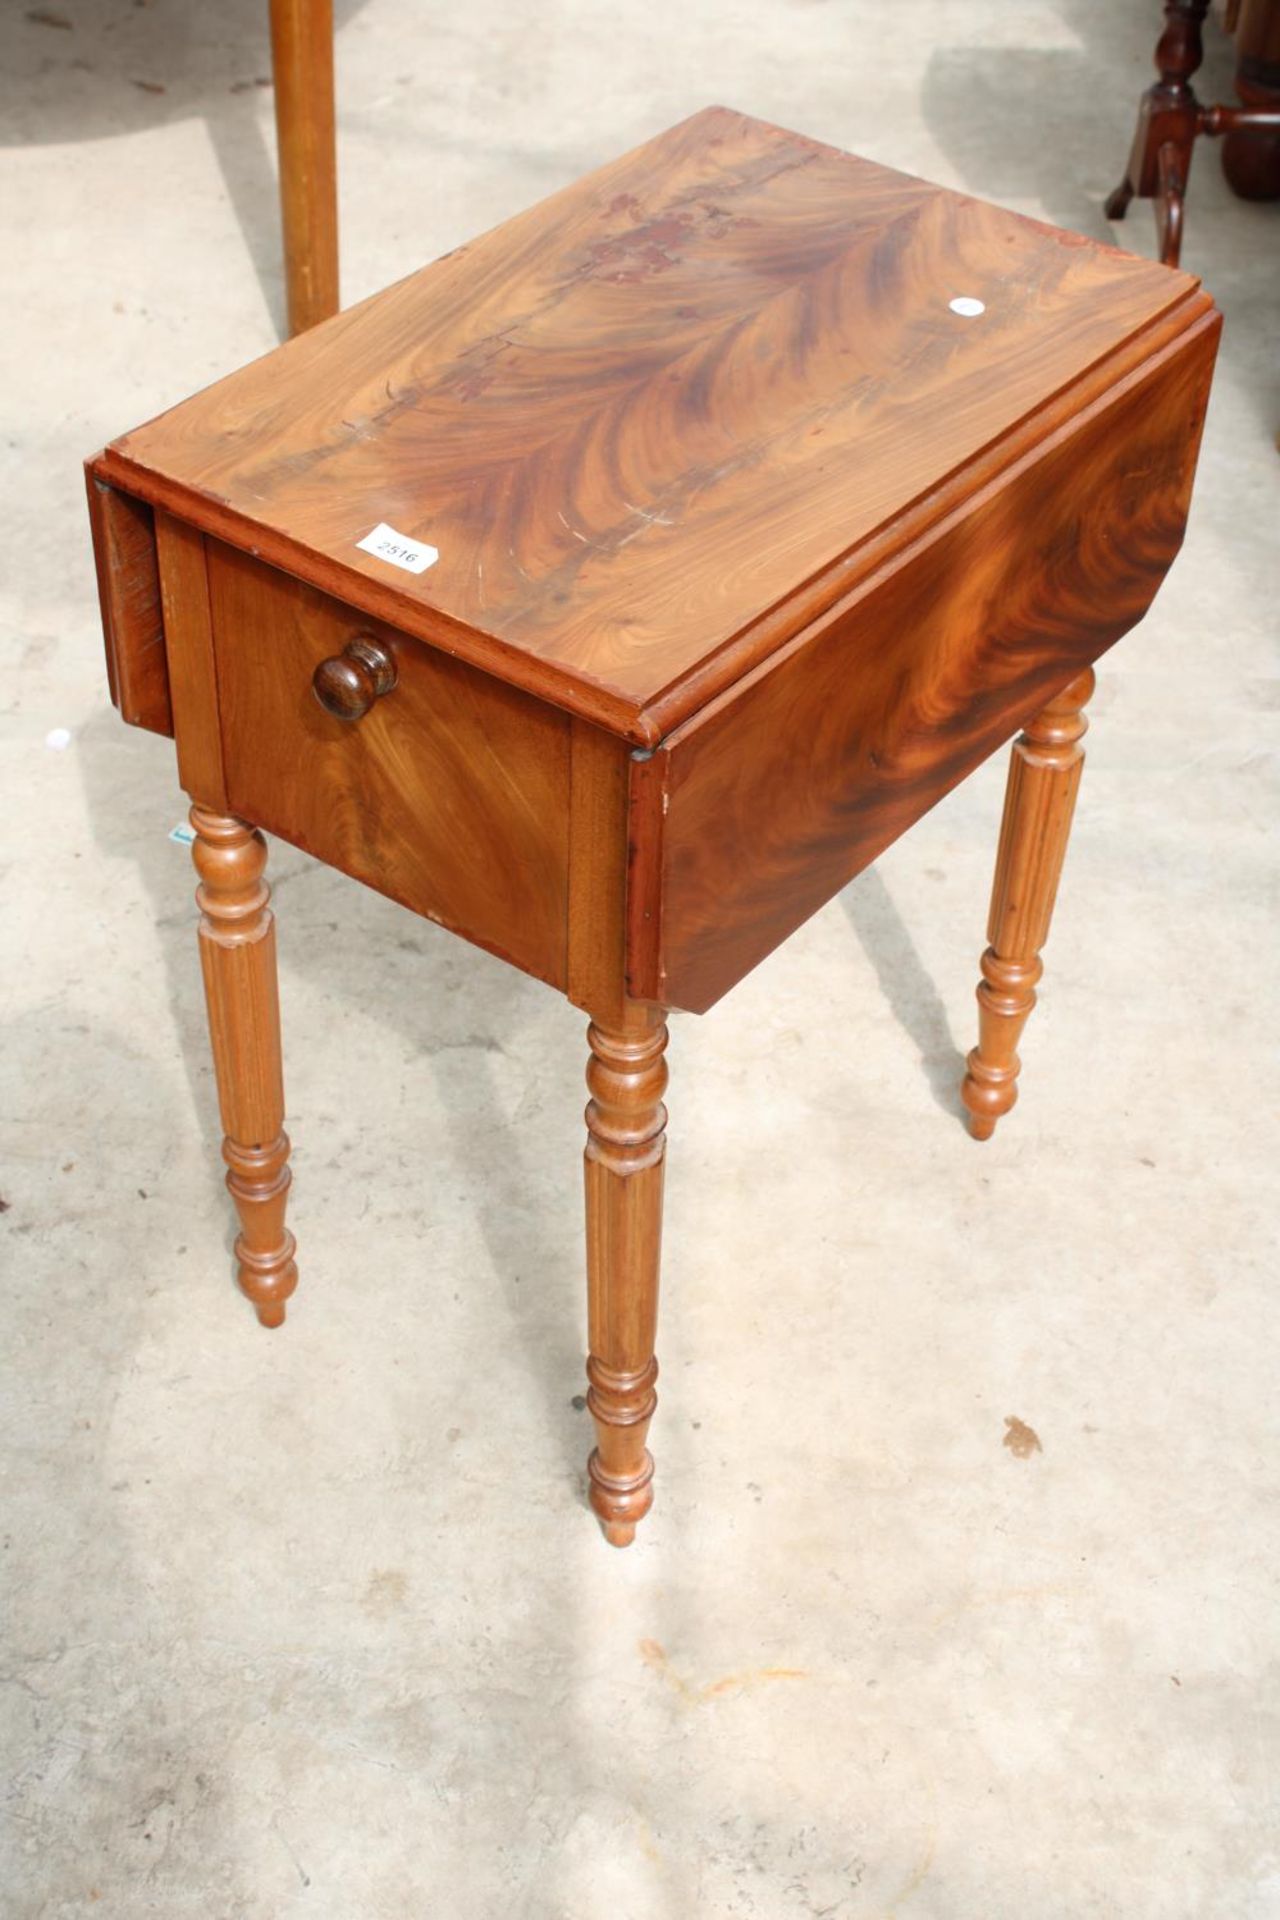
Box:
[207,543,571,987]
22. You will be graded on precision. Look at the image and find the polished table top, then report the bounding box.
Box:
[92,105,1207,748]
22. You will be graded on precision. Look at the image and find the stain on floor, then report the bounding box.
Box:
[1003,1416,1043,1458]
[639,1638,808,1704]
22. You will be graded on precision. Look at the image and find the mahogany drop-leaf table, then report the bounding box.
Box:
[86,108,1220,1545]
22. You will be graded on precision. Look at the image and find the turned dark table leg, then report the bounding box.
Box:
[583,1004,668,1547]
[1221,0,1280,198]
[1106,0,1211,265]
[961,671,1095,1141]
[191,807,298,1326]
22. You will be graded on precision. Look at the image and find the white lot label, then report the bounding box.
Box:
[356,522,439,574]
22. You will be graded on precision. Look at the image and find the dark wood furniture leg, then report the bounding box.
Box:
[191,806,298,1326]
[584,1004,668,1546]
[1106,0,1211,265]
[1221,0,1280,197]
[269,0,339,336]
[961,671,1095,1141]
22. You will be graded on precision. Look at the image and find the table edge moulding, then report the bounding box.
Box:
[88,107,1216,744]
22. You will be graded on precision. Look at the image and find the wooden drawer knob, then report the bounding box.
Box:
[312,635,397,721]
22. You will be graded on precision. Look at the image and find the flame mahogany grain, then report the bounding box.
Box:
[85,108,1222,1544]
[90,105,1205,746]
[626,309,1218,1013]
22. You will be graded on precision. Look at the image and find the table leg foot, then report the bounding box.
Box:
[961,671,1094,1140]
[191,807,298,1325]
[583,1006,667,1546]
[225,1130,296,1327]
[1103,178,1135,221]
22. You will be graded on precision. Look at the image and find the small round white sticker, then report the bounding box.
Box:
[949,296,986,318]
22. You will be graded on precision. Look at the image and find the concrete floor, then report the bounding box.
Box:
[2,2,1278,1914]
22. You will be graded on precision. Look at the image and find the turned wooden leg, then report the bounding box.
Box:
[191,806,298,1326]
[1220,0,1280,201]
[269,0,339,336]
[584,1004,668,1547]
[961,670,1095,1141]
[1105,1,1209,267]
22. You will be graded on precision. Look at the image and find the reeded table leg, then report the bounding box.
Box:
[961,670,1095,1141]
[584,1004,668,1546]
[191,806,298,1326]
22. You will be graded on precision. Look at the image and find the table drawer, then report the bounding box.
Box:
[206,542,572,986]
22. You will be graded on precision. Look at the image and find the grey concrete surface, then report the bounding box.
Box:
[2,2,1278,1914]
